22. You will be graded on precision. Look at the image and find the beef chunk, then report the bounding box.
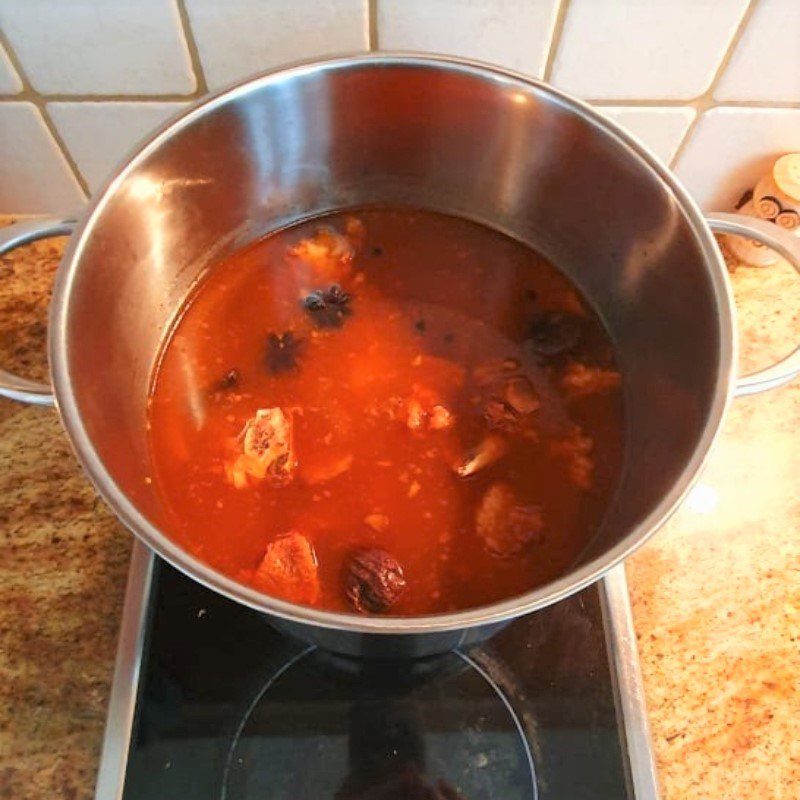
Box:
[302,451,354,485]
[483,375,540,434]
[384,387,455,433]
[483,398,520,433]
[549,426,594,489]
[288,225,355,281]
[253,530,320,605]
[504,375,539,414]
[475,482,544,557]
[560,362,621,399]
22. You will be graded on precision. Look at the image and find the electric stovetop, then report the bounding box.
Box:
[95,542,659,799]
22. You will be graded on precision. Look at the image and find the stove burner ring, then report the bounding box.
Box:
[221,648,537,800]
[221,646,313,800]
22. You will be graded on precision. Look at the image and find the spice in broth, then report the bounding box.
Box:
[147,209,623,615]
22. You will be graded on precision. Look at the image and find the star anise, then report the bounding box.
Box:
[302,284,352,327]
[265,331,302,373]
[526,311,582,359]
[212,368,240,392]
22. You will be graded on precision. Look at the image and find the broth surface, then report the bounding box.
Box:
[148,209,623,615]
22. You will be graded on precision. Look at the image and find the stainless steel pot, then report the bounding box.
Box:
[3,55,800,657]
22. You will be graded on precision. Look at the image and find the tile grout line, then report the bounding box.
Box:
[368,0,379,51]
[541,0,570,82]
[175,0,209,95]
[665,111,703,172]
[589,98,696,108]
[0,92,205,102]
[0,0,791,193]
[589,99,800,110]
[668,0,761,169]
[1,92,797,105]
[700,0,761,101]
[39,109,90,195]
[1,94,798,108]
[0,29,91,197]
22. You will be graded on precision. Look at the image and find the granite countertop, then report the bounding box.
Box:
[0,215,798,799]
[0,218,132,800]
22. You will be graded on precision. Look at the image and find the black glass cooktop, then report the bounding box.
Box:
[96,545,657,799]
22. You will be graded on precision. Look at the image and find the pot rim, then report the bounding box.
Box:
[49,52,736,634]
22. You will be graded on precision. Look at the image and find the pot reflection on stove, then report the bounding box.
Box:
[335,694,461,799]
[222,650,537,800]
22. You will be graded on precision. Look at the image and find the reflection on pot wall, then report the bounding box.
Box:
[0,0,798,214]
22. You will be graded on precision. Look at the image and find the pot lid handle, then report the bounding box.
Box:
[0,216,77,406]
[707,211,800,398]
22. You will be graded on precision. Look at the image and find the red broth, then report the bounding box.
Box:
[148,209,623,615]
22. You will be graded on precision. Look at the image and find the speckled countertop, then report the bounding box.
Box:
[0,215,798,799]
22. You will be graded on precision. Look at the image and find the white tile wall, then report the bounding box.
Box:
[0,0,195,94]
[48,102,191,192]
[377,0,560,78]
[0,0,798,214]
[0,103,86,213]
[185,0,369,90]
[675,107,800,210]
[715,0,800,102]
[0,43,22,94]
[599,107,696,165]
[550,0,749,99]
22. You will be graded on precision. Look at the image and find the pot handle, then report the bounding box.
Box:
[706,211,800,397]
[0,216,77,407]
